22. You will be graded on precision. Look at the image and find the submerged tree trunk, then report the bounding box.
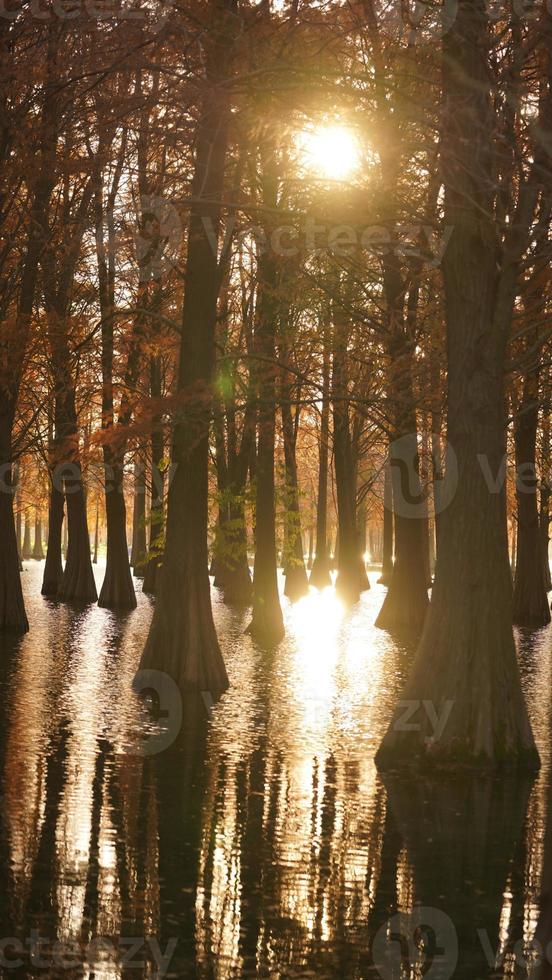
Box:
[0,34,58,632]
[143,356,165,596]
[22,514,32,560]
[32,511,44,560]
[249,143,285,644]
[310,326,332,590]
[59,473,97,603]
[131,455,147,577]
[139,5,232,698]
[0,414,28,631]
[331,302,361,604]
[42,482,64,596]
[98,454,135,610]
[513,374,550,626]
[94,139,136,612]
[249,245,285,644]
[540,404,551,592]
[93,503,99,565]
[43,293,97,603]
[306,526,314,570]
[378,462,393,585]
[15,466,22,562]
[281,366,308,602]
[376,0,539,770]
[375,340,428,632]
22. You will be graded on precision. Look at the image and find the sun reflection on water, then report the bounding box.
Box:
[1,565,552,979]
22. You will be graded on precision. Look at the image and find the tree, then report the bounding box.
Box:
[138,0,235,699]
[376,0,548,769]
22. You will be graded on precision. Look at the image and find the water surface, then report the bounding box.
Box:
[0,562,551,978]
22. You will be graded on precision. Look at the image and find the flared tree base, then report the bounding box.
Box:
[139,571,229,700]
[375,569,428,633]
[142,557,160,596]
[358,558,370,592]
[222,561,253,605]
[309,555,331,590]
[513,561,551,628]
[99,562,137,611]
[284,564,309,602]
[376,577,540,772]
[59,563,98,605]
[247,597,284,648]
[335,560,361,605]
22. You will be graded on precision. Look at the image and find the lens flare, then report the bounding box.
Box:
[300,124,360,180]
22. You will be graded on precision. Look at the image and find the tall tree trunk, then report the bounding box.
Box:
[376,0,539,769]
[22,512,32,560]
[249,244,285,644]
[0,414,28,631]
[32,511,44,560]
[378,462,393,585]
[94,132,136,612]
[0,33,58,631]
[513,373,550,625]
[59,471,97,603]
[331,302,361,603]
[42,419,63,596]
[139,4,232,698]
[375,339,428,632]
[281,376,308,602]
[540,401,551,592]
[131,455,147,577]
[98,452,135,610]
[307,526,314,570]
[15,465,22,563]
[93,502,99,565]
[143,356,165,596]
[310,331,331,589]
[44,315,97,604]
[62,513,68,559]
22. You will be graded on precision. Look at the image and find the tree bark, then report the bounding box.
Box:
[375,341,428,632]
[0,33,58,631]
[376,0,539,769]
[378,462,394,585]
[93,502,99,565]
[139,2,232,698]
[143,356,165,596]
[281,371,308,602]
[513,374,550,626]
[540,403,551,592]
[331,300,362,604]
[249,244,285,643]
[310,326,332,590]
[131,455,147,577]
[0,414,28,631]
[22,513,32,560]
[32,511,44,559]
[42,482,64,596]
[98,454,135,610]
[94,131,137,612]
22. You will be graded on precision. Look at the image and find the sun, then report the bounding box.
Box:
[300,124,360,181]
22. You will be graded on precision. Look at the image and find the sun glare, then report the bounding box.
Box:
[300,125,360,181]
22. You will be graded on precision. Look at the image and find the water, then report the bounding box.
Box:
[0,562,551,978]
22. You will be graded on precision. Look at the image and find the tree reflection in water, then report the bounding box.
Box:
[0,565,551,978]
